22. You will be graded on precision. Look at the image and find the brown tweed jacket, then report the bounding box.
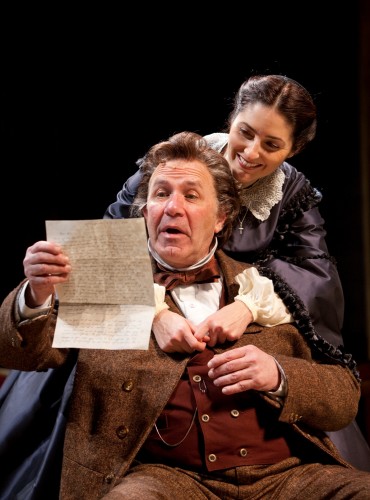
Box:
[0,250,361,499]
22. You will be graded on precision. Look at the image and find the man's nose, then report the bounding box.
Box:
[164,193,185,215]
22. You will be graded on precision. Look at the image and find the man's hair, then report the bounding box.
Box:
[130,131,240,247]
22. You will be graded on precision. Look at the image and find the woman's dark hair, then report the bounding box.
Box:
[228,74,317,155]
[130,131,241,247]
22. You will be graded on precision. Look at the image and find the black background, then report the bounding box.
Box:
[2,3,367,360]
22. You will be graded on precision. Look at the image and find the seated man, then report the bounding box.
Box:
[0,131,368,499]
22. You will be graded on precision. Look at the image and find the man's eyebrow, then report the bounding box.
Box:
[151,177,203,188]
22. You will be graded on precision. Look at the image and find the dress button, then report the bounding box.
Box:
[240,448,248,457]
[116,425,129,439]
[201,414,210,423]
[208,454,217,462]
[231,409,239,418]
[122,380,134,392]
[193,375,202,383]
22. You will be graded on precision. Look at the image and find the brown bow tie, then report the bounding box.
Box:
[153,257,221,291]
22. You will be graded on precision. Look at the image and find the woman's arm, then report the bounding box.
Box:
[103,168,144,219]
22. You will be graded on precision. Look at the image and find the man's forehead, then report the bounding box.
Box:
[150,159,211,183]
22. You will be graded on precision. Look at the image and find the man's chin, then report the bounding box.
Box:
[156,246,189,268]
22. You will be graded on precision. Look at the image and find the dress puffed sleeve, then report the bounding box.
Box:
[103,166,144,219]
[234,267,293,326]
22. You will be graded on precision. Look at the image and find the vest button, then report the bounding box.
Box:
[122,380,134,392]
[116,425,129,439]
[201,414,210,423]
[240,448,248,457]
[193,375,202,383]
[231,409,239,417]
[208,454,217,462]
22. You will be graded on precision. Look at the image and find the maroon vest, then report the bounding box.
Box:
[139,348,292,472]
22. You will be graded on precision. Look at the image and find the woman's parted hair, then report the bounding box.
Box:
[130,131,241,247]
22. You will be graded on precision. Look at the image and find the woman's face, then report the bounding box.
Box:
[225,102,294,187]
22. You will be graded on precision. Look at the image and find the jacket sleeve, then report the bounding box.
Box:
[0,282,69,371]
[273,355,361,432]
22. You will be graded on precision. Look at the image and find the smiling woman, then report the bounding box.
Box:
[106,75,339,345]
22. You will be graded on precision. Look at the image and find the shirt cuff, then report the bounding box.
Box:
[153,283,170,317]
[234,294,258,321]
[265,358,287,403]
[18,281,53,320]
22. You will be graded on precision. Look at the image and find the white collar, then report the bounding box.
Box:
[148,238,218,272]
[239,168,285,221]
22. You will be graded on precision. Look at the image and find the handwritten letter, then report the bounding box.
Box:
[46,218,155,350]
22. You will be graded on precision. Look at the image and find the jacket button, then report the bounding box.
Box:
[231,409,239,418]
[104,473,115,484]
[122,380,134,392]
[240,448,248,457]
[116,425,129,439]
[193,375,201,382]
[208,454,217,462]
[201,414,210,423]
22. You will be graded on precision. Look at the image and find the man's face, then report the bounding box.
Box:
[143,159,226,268]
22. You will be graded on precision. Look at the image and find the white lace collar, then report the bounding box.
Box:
[239,168,285,221]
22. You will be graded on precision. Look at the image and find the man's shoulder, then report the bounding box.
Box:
[216,250,252,274]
